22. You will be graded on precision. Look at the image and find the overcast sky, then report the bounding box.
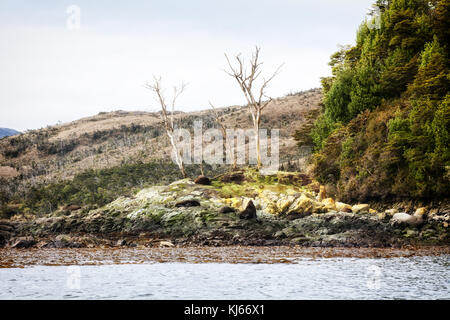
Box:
[0,0,375,131]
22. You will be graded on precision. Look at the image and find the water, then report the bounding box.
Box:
[1,255,449,299]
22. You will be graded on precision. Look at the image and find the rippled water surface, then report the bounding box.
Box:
[0,247,449,299]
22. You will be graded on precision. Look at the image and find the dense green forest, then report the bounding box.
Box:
[301,0,449,202]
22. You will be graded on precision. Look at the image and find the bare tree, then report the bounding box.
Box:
[145,76,187,178]
[224,46,283,169]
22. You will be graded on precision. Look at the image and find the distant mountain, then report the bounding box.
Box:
[0,128,20,139]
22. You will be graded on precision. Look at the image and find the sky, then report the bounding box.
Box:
[0,0,375,131]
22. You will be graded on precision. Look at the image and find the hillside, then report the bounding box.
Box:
[0,89,321,216]
[298,0,450,203]
[0,128,20,139]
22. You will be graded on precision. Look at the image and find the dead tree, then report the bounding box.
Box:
[224,46,283,169]
[145,76,187,178]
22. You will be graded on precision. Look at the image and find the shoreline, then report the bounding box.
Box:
[2,245,450,268]
[2,175,449,251]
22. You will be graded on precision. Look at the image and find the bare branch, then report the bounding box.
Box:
[223,46,283,169]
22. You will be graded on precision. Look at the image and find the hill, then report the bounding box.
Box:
[0,89,322,216]
[0,128,20,139]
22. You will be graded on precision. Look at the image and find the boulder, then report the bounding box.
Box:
[336,202,352,213]
[194,175,211,185]
[276,195,296,214]
[175,200,201,207]
[239,200,257,220]
[322,198,337,211]
[391,212,422,227]
[11,237,36,249]
[414,207,427,218]
[352,204,370,214]
[219,206,236,214]
[159,240,174,247]
[116,239,127,246]
[288,194,315,215]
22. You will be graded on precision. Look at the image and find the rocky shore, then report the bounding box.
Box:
[1,172,449,249]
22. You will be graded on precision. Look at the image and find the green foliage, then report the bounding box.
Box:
[303,0,450,201]
[4,161,215,215]
[323,68,354,123]
[309,114,340,150]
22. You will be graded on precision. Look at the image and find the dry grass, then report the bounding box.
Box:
[0,89,322,187]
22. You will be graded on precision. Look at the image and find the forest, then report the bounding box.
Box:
[301,0,449,201]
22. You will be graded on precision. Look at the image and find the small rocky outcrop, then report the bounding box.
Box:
[352,204,370,214]
[239,200,257,220]
[194,175,211,185]
[336,202,352,213]
[159,240,174,247]
[391,212,423,227]
[175,200,201,207]
[219,206,236,214]
[11,237,36,248]
[220,172,246,184]
[116,239,127,246]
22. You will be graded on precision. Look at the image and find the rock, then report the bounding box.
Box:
[175,200,201,207]
[352,204,369,214]
[219,206,236,214]
[391,212,422,227]
[36,241,52,249]
[159,240,174,247]
[385,209,398,216]
[220,172,245,184]
[169,179,195,186]
[427,209,439,218]
[288,194,316,215]
[276,195,297,214]
[63,204,82,211]
[11,237,36,249]
[286,212,310,220]
[239,200,257,220]
[336,202,352,213]
[316,185,327,201]
[116,239,127,246]
[420,228,436,238]
[404,228,419,237]
[377,212,387,220]
[55,234,71,242]
[194,175,211,185]
[414,207,427,218]
[322,198,336,211]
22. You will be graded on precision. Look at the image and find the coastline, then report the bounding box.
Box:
[2,245,450,268]
[1,173,449,253]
